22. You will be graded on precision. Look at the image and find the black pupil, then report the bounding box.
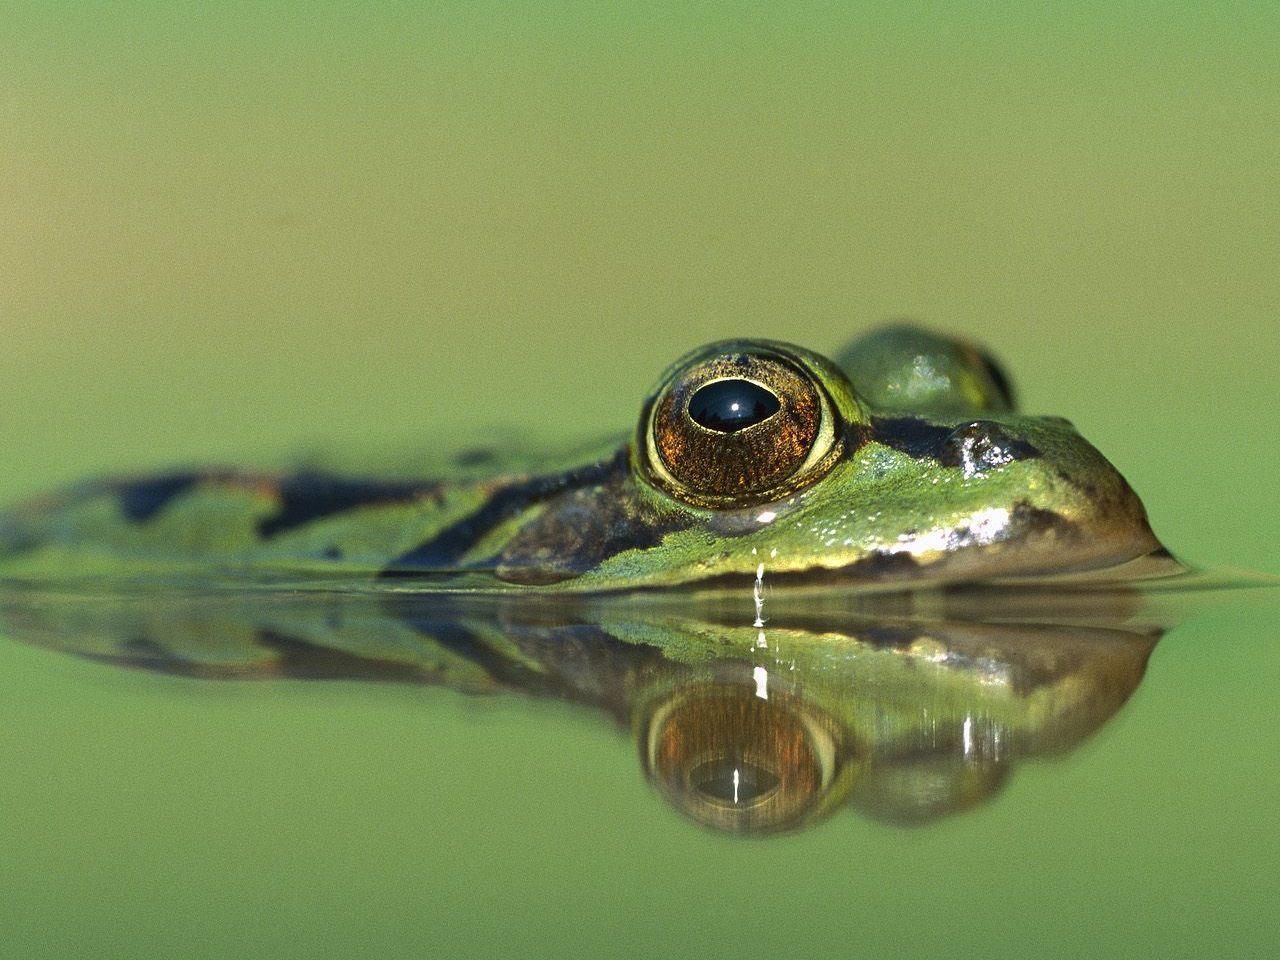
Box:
[690,759,781,806]
[687,379,781,433]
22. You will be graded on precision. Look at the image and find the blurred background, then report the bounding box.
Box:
[3,1,1277,573]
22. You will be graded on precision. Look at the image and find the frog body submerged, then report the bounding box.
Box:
[0,325,1172,592]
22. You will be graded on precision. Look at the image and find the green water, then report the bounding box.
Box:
[3,2,1279,957]
[1,587,1278,958]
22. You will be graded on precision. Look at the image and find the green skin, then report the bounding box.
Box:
[0,586,1161,833]
[0,324,1173,592]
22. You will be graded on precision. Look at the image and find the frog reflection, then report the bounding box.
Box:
[643,682,854,834]
[0,588,1160,834]
[635,615,1156,833]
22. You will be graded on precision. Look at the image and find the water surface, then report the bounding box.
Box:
[1,582,1276,958]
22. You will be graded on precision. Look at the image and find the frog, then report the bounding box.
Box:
[0,585,1163,833]
[0,323,1176,593]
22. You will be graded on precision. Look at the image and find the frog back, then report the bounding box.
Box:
[0,433,628,585]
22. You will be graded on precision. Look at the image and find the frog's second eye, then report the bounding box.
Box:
[642,347,844,508]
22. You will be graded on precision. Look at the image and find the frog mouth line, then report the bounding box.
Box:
[647,546,1188,597]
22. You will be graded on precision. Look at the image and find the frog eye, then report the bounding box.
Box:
[640,344,845,508]
[975,348,1016,410]
[851,755,1010,826]
[641,684,844,835]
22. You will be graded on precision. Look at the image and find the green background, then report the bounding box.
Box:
[2,4,1278,958]
[2,1,1278,573]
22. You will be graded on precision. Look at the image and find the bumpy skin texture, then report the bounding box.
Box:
[0,325,1170,592]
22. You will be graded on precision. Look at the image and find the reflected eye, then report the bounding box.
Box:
[640,345,845,507]
[641,684,844,835]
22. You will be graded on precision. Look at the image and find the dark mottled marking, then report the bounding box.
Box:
[854,550,923,578]
[868,417,954,459]
[855,624,931,648]
[495,477,692,585]
[869,417,1039,469]
[379,448,628,577]
[453,447,498,468]
[255,629,429,682]
[90,632,431,683]
[380,595,667,714]
[257,473,437,538]
[1073,477,1101,503]
[1007,500,1075,538]
[681,550,923,592]
[380,598,561,692]
[0,514,36,556]
[486,622,667,720]
[117,473,203,522]
[80,636,248,680]
[118,636,191,672]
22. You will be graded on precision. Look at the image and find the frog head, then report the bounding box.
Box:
[536,330,1172,591]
